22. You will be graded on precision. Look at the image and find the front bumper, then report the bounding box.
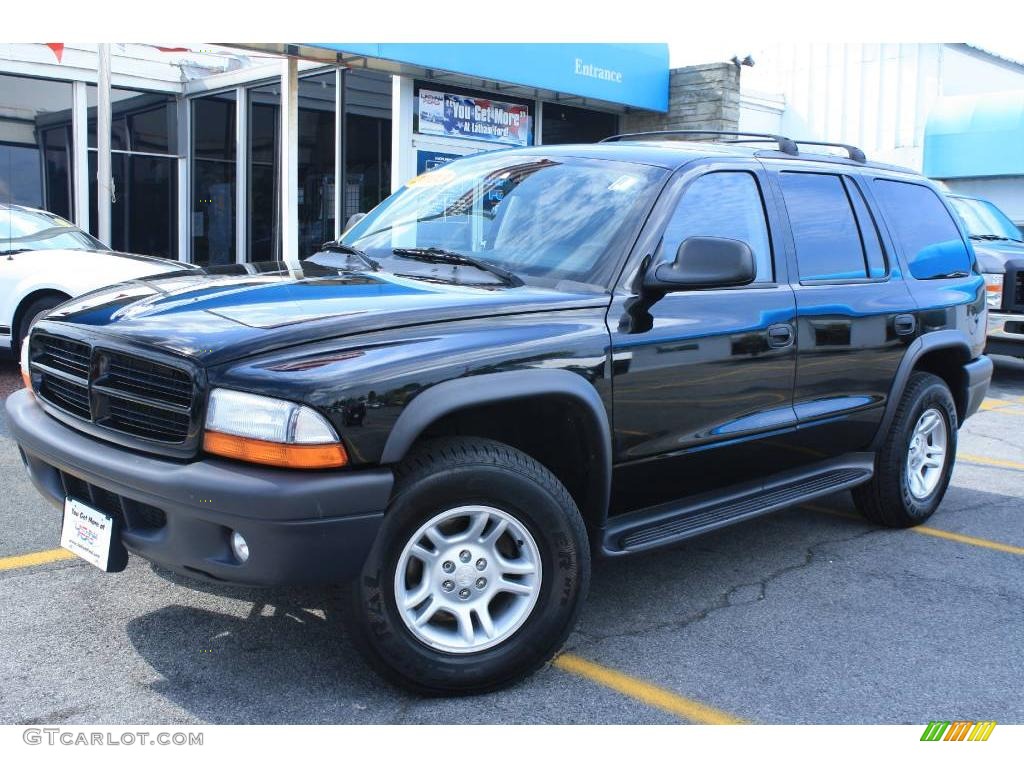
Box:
[5,388,392,586]
[986,311,1024,358]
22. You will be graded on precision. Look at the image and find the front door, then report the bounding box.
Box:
[608,162,798,514]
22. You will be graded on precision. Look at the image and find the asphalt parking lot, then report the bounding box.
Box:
[1,357,1021,725]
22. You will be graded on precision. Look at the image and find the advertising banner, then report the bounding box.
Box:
[418,89,530,147]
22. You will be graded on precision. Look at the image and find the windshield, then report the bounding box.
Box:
[340,152,665,287]
[949,197,1023,242]
[0,206,108,254]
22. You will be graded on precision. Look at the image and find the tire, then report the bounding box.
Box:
[344,437,591,695]
[853,372,958,527]
[14,295,67,358]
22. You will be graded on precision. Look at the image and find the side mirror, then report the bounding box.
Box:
[645,236,756,291]
[345,212,367,231]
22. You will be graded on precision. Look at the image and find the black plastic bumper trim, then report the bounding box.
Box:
[6,388,393,586]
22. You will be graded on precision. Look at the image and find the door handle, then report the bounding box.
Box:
[767,323,794,348]
[894,314,916,336]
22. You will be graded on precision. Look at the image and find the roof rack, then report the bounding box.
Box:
[599,130,867,163]
[600,130,799,156]
[787,139,866,163]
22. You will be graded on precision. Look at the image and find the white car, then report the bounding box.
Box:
[0,203,194,356]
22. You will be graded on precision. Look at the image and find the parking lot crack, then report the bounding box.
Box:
[568,528,881,649]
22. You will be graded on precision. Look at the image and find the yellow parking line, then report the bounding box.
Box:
[910,527,1024,556]
[0,547,76,572]
[554,653,748,724]
[803,504,1023,556]
[979,398,1012,411]
[957,452,1024,472]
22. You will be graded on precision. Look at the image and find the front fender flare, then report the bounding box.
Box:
[379,369,612,523]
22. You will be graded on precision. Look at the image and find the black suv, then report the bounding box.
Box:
[7,132,992,694]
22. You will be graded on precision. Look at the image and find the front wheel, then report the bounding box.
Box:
[344,437,590,694]
[853,372,958,527]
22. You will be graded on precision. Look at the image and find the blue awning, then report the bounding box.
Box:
[301,43,669,113]
[924,90,1024,178]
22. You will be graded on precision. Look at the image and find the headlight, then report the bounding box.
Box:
[983,273,1003,310]
[203,389,347,469]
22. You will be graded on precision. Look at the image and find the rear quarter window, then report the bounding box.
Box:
[872,180,972,279]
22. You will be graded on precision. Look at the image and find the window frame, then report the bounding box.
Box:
[775,169,892,287]
[638,164,782,291]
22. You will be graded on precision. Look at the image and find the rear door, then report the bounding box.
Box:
[768,165,918,458]
[608,160,798,513]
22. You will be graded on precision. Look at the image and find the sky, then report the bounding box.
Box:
[668,40,1024,68]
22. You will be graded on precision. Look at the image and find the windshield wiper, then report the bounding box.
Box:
[969,234,1020,242]
[0,248,30,256]
[318,241,380,271]
[391,247,523,287]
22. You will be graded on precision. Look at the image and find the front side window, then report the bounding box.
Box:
[873,180,973,280]
[781,172,869,282]
[342,152,665,287]
[658,171,774,283]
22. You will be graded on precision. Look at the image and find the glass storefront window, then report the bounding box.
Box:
[0,74,73,217]
[0,143,44,208]
[345,114,391,222]
[541,103,619,144]
[247,72,338,261]
[88,151,177,258]
[248,83,280,261]
[86,87,179,258]
[192,92,236,266]
[297,72,337,258]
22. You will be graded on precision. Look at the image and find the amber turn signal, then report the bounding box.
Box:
[203,430,348,469]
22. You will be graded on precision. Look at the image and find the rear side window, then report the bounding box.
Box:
[660,171,774,283]
[780,172,873,282]
[873,180,972,279]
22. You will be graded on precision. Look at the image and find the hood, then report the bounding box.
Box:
[972,239,1024,274]
[43,260,606,366]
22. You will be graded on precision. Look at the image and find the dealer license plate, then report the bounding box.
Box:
[60,497,118,571]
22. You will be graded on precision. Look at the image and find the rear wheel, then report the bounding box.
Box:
[344,437,590,694]
[853,372,957,527]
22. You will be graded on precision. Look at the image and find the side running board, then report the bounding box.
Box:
[602,453,874,556]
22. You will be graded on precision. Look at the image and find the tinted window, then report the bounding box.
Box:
[660,171,773,283]
[781,172,866,282]
[874,180,972,279]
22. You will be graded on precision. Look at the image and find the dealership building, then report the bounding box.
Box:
[4,41,1024,269]
[0,43,675,265]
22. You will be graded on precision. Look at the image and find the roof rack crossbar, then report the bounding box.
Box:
[787,139,867,163]
[600,130,799,156]
[599,130,868,164]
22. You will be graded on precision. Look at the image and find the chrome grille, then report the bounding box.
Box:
[34,334,90,378]
[29,332,197,448]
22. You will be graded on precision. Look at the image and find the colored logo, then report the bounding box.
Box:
[921,721,996,741]
[75,523,98,545]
